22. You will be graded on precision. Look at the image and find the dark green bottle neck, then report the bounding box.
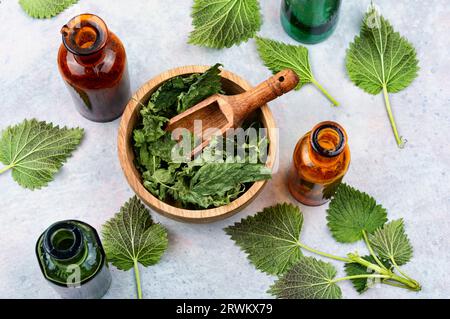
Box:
[281,0,341,44]
[43,222,87,265]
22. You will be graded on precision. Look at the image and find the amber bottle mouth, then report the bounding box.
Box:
[61,13,108,56]
[310,121,347,157]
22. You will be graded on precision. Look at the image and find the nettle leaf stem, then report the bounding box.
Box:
[382,85,405,148]
[295,241,352,263]
[0,165,12,174]
[295,240,420,292]
[347,253,420,291]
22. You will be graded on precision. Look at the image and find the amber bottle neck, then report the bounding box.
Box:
[61,14,109,63]
[309,121,347,159]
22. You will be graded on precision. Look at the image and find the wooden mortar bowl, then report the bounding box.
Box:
[118,66,277,223]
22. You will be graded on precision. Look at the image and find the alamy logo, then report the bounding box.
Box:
[366,4,382,29]
[66,264,81,289]
[168,120,278,172]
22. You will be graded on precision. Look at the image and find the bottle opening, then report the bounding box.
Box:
[73,26,98,49]
[61,14,108,56]
[51,229,76,251]
[311,122,346,157]
[44,222,83,260]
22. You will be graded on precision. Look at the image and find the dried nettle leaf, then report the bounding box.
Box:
[19,0,79,19]
[346,4,419,147]
[133,64,271,209]
[189,0,262,49]
[178,63,223,113]
[0,119,84,190]
[191,163,271,196]
[102,196,168,299]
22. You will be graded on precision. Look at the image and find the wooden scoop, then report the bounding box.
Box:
[166,69,299,155]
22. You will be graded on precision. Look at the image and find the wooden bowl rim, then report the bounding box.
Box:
[118,65,277,223]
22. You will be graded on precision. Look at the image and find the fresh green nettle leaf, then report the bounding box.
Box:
[225,203,303,275]
[102,196,168,299]
[269,256,342,299]
[256,37,339,106]
[189,0,262,49]
[346,4,419,147]
[0,119,84,190]
[226,185,421,298]
[19,0,79,19]
[344,255,391,293]
[369,219,413,266]
[327,183,388,243]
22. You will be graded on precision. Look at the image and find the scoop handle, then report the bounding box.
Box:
[231,69,299,123]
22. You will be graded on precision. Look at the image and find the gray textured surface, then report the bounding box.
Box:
[0,0,449,299]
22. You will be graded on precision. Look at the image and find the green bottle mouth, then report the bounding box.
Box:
[43,222,84,260]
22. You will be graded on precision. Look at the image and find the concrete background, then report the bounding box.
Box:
[0,0,449,299]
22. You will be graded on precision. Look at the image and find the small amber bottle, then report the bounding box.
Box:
[288,121,350,206]
[58,14,131,122]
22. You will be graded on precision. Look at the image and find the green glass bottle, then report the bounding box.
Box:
[36,220,111,299]
[281,0,342,44]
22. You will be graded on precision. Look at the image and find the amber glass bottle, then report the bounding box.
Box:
[288,121,350,206]
[58,14,131,122]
